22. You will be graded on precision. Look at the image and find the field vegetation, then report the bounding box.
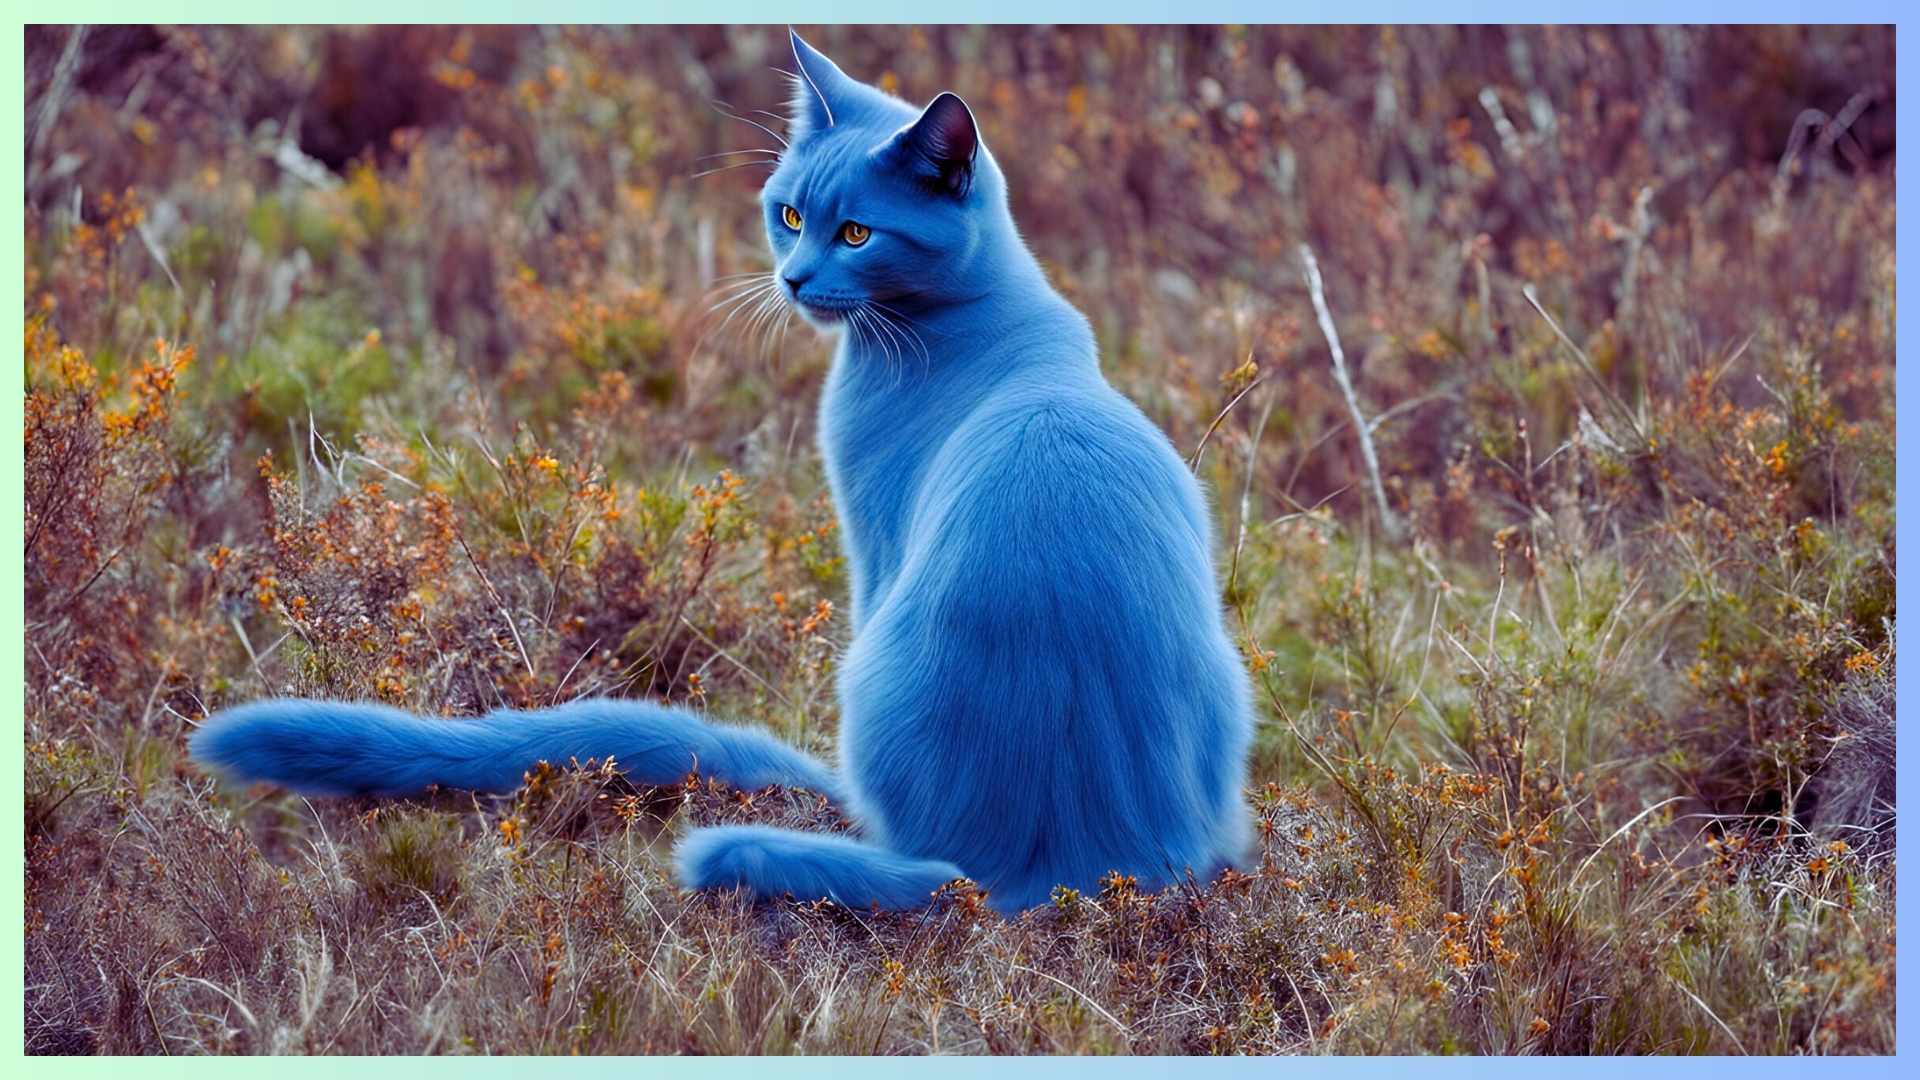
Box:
[24,25,1895,1054]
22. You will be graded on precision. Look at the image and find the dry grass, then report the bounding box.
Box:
[24,26,1894,1054]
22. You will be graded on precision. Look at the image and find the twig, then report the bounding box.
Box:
[1571,795,1684,886]
[677,616,794,709]
[1298,244,1402,541]
[454,528,535,679]
[1478,86,1524,160]
[1813,86,1880,171]
[1187,370,1265,471]
[1669,974,1748,1055]
[1614,184,1655,325]
[1225,393,1274,602]
[227,614,280,695]
[1009,963,1131,1043]
[136,220,183,295]
[1521,284,1648,446]
[28,25,88,190]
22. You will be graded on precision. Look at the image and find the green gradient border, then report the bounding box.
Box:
[8,4,1911,1072]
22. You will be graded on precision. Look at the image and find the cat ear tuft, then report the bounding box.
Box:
[894,92,979,197]
[787,28,854,140]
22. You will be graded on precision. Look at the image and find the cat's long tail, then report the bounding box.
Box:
[188,697,839,799]
[677,825,965,910]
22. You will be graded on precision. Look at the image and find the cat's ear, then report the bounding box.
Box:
[888,92,979,197]
[786,28,857,140]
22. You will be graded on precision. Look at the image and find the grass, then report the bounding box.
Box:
[23,26,1895,1054]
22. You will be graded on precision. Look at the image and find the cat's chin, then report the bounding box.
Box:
[794,303,849,329]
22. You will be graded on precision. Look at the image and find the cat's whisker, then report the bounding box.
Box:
[850,305,876,353]
[705,290,773,337]
[704,282,778,328]
[773,308,796,364]
[733,291,782,350]
[859,303,907,374]
[864,299,923,329]
[745,289,791,357]
[690,156,782,180]
[768,305,799,364]
[703,277,778,311]
[883,314,919,380]
[866,300,933,379]
[695,275,782,356]
[706,274,775,300]
[847,307,876,367]
[867,300,931,364]
[709,100,789,149]
[695,148,784,163]
[847,307,881,378]
[744,296,777,355]
[858,305,908,383]
[843,305,866,347]
[700,274,780,307]
[754,302,794,371]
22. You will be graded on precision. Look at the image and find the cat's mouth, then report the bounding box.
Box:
[790,295,857,326]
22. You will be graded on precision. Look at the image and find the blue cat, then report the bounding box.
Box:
[191,30,1255,913]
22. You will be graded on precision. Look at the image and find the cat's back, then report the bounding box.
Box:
[882,366,1226,640]
[928,368,1213,563]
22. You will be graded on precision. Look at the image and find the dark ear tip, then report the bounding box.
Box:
[924,92,979,160]
[930,92,974,121]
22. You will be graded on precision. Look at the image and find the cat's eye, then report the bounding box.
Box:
[842,222,871,247]
[781,205,803,231]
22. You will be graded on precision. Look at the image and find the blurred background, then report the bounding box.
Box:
[24,27,1897,1054]
[24,25,1894,474]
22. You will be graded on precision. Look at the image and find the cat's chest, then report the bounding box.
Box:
[818,351,984,618]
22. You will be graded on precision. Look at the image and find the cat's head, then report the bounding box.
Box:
[760,30,1006,329]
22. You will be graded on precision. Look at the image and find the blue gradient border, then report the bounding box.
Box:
[4,2,1910,1072]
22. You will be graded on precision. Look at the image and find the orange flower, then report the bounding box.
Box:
[1843,649,1880,674]
[1764,440,1791,477]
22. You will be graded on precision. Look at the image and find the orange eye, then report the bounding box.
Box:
[781,205,802,230]
[842,222,870,246]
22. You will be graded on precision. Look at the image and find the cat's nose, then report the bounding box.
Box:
[783,276,804,294]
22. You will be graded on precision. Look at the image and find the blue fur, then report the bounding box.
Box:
[675,826,963,910]
[191,31,1255,914]
[190,698,838,799]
